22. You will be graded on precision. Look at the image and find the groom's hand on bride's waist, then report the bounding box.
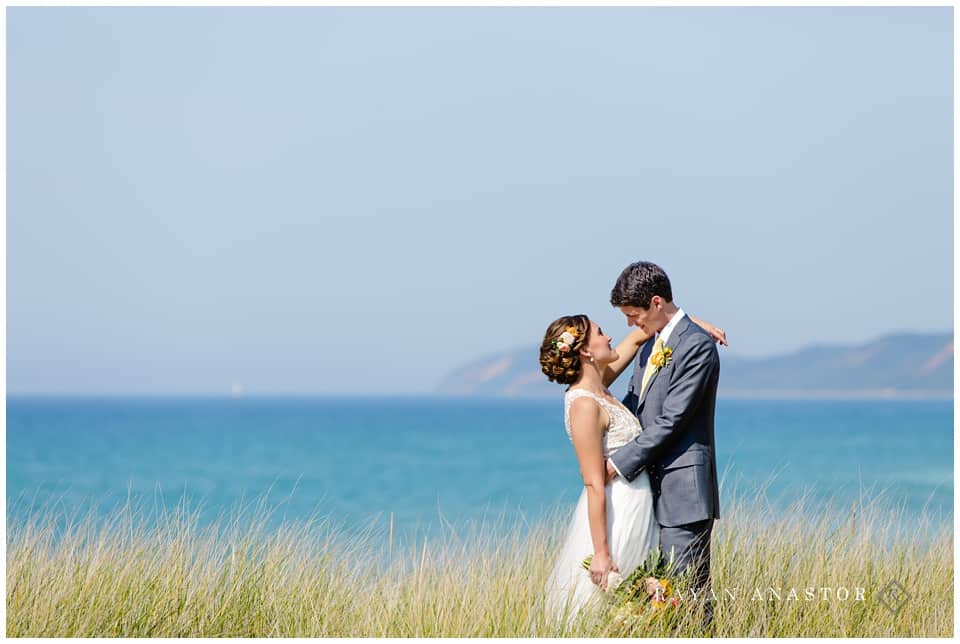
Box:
[604,459,620,485]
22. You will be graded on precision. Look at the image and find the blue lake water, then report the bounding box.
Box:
[6,397,953,538]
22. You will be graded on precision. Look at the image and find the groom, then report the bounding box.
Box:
[604,261,721,625]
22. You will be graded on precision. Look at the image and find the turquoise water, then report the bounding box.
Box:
[6,397,953,536]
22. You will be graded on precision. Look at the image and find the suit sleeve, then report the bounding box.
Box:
[609,333,719,482]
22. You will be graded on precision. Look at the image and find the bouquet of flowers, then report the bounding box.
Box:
[581,547,683,610]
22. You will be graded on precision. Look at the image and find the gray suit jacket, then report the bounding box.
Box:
[611,315,721,528]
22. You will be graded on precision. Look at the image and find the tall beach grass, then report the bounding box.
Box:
[7,487,953,637]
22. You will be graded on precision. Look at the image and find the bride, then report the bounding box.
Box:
[539,313,723,624]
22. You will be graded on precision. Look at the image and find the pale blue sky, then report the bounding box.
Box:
[7,7,953,395]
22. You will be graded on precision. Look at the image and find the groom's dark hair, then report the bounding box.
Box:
[610,261,673,308]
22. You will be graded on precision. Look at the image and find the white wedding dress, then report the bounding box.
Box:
[544,388,660,625]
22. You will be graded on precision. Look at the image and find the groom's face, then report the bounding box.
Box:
[619,297,668,334]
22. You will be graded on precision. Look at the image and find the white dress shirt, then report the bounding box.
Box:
[658,307,686,347]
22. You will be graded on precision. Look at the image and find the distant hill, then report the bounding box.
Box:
[436,332,953,399]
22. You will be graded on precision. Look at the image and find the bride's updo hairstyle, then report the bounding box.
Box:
[539,314,591,385]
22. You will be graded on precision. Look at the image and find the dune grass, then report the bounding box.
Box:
[6,488,953,637]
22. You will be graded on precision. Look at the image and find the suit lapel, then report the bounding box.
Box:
[638,315,692,409]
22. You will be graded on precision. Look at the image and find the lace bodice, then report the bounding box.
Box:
[563,388,643,457]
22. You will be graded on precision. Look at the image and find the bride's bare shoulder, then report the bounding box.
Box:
[566,392,608,435]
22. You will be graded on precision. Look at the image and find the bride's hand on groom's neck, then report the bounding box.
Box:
[691,316,728,347]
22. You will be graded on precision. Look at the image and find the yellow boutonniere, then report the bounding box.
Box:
[651,346,673,370]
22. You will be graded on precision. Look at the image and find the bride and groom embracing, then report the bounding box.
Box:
[540,261,725,628]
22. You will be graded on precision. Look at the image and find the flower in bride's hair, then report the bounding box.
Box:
[557,342,571,353]
[564,326,580,338]
[558,331,576,346]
